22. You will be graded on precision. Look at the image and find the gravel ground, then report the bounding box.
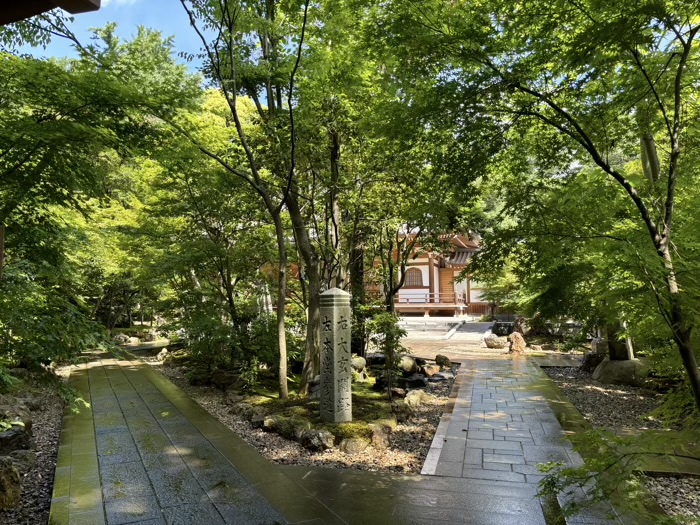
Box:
[153,362,453,473]
[0,383,64,525]
[543,366,664,430]
[644,475,700,523]
[544,365,700,522]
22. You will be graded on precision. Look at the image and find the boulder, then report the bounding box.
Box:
[580,351,606,373]
[300,429,335,451]
[368,423,391,450]
[435,355,452,368]
[143,330,159,342]
[0,456,20,510]
[163,350,190,367]
[250,410,266,429]
[384,387,406,398]
[415,357,427,367]
[365,353,386,368]
[9,449,36,472]
[262,415,311,441]
[127,337,141,345]
[14,393,41,412]
[529,344,543,352]
[592,358,649,387]
[427,375,446,383]
[398,355,418,375]
[484,334,508,349]
[391,400,414,423]
[156,348,169,362]
[405,389,437,408]
[351,357,366,372]
[508,331,527,355]
[421,364,441,377]
[339,437,369,454]
[0,429,30,455]
[0,403,32,434]
[397,374,428,389]
[112,333,129,345]
[352,369,370,383]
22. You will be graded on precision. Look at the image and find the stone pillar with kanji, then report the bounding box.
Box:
[319,288,352,423]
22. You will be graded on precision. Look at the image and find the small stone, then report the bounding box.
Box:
[300,429,335,451]
[422,364,441,377]
[435,355,452,368]
[339,438,369,454]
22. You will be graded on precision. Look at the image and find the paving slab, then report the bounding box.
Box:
[50,346,621,525]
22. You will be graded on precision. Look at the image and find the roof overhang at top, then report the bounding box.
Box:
[1,0,100,26]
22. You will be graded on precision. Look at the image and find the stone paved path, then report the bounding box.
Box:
[50,354,620,525]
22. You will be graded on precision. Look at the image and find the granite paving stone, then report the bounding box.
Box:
[51,351,621,525]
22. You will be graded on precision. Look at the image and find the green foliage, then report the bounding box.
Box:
[538,428,700,522]
[365,311,407,398]
[0,418,24,432]
[650,382,700,431]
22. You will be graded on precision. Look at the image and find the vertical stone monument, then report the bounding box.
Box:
[319,288,352,423]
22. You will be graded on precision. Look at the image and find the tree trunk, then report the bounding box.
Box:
[606,322,629,361]
[0,223,5,281]
[328,129,345,288]
[662,248,700,410]
[349,242,366,357]
[286,192,321,395]
[272,211,289,399]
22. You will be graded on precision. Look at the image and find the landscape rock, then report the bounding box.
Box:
[351,357,366,372]
[127,336,141,345]
[368,423,391,450]
[9,450,36,472]
[405,389,437,408]
[508,331,527,355]
[339,437,369,454]
[112,333,129,345]
[352,369,369,383]
[156,348,169,362]
[434,371,454,381]
[0,456,20,510]
[592,357,649,387]
[391,400,415,423]
[300,429,335,451]
[397,374,428,389]
[435,355,452,368]
[365,353,386,368]
[414,357,427,367]
[421,364,441,377]
[262,415,311,441]
[398,355,418,375]
[529,344,543,352]
[0,429,30,456]
[384,387,406,398]
[163,349,190,367]
[484,334,508,349]
[581,351,606,373]
[250,410,266,429]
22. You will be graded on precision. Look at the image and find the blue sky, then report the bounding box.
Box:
[28,0,202,69]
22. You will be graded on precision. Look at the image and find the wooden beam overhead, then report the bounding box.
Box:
[0,0,100,26]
